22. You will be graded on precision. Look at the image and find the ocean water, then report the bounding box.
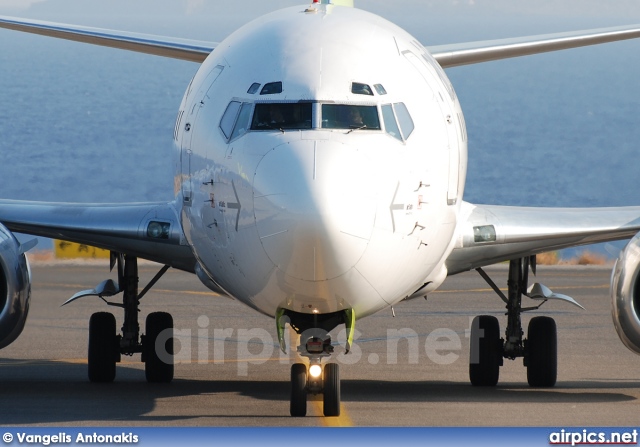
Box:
[1,14,639,255]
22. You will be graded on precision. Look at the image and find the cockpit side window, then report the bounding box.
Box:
[374,84,387,95]
[321,105,381,130]
[230,103,253,140]
[260,82,283,95]
[351,82,373,96]
[220,101,242,140]
[394,102,414,139]
[382,104,402,141]
[382,102,415,141]
[250,103,312,130]
[247,83,261,94]
[220,101,254,142]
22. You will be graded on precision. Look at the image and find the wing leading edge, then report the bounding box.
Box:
[2,15,640,68]
[0,200,196,272]
[429,24,640,68]
[0,15,215,63]
[446,202,640,275]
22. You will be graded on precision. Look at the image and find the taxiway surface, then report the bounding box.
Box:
[1,263,638,427]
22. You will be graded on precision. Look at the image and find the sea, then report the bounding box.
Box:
[1,11,639,258]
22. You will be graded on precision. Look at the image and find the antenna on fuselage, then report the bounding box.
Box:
[311,0,355,6]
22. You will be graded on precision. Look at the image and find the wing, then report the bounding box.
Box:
[5,16,640,68]
[428,24,640,68]
[4,15,639,67]
[446,202,640,275]
[0,199,196,272]
[0,15,214,62]
[0,17,206,268]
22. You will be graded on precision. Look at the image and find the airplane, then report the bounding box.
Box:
[1,0,640,418]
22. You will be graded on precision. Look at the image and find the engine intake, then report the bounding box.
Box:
[611,233,640,355]
[0,223,32,349]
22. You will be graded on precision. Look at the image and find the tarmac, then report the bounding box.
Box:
[1,262,639,427]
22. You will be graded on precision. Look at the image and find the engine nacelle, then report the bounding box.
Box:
[611,233,640,355]
[0,223,32,349]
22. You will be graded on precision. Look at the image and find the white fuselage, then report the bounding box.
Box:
[175,4,467,319]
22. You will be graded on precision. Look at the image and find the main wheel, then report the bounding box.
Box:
[88,312,118,383]
[323,363,340,417]
[526,316,557,387]
[290,363,307,417]
[469,315,502,386]
[144,312,174,383]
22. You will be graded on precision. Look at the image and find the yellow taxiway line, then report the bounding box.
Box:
[312,401,354,426]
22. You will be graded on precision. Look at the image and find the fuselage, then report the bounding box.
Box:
[174,4,468,319]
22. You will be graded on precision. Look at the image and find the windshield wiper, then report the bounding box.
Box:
[258,123,285,133]
[347,124,367,134]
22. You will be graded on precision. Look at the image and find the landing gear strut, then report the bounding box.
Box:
[67,253,173,383]
[471,257,558,387]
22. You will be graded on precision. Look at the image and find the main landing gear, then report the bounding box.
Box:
[64,253,174,383]
[470,257,582,387]
[278,309,354,417]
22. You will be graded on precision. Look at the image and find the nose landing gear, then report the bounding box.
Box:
[290,336,340,417]
[278,309,353,417]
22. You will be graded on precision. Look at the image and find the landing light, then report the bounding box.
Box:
[147,221,171,239]
[309,364,322,378]
[473,225,496,243]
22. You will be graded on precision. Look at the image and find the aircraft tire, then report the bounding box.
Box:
[290,363,307,417]
[144,311,174,383]
[88,312,118,383]
[323,363,340,417]
[469,315,501,386]
[526,316,557,387]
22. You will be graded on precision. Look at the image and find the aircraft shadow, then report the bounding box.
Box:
[0,359,637,424]
[343,380,638,404]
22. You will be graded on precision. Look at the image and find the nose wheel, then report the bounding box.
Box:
[289,361,341,417]
[290,363,308,417]
[322,363,340,417]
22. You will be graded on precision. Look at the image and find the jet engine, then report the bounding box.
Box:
[611,232,640,355]
[0,223,32,349]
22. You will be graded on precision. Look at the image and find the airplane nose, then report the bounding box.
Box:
[253,139,376,281]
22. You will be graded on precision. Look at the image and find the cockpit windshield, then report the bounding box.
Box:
[223,101,391,141]
[321,104,381,130]
[250,103,312,130]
